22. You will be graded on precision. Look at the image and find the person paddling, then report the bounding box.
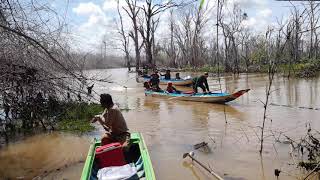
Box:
[91,94,129,146]
[192,72,210,93]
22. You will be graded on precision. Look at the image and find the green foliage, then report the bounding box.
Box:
[249,48,267,65]
[57,119,95,133]
[57,103,103,133]
[294,59,320,78]
[199,0,205,10]
[278,58,320,78]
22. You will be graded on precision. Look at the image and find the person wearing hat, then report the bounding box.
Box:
[192,72,210,93]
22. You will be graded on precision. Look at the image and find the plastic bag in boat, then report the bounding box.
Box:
[183,76,192,80]
[97,164,138,180]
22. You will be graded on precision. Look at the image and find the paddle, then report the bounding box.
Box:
[183,151,224,180]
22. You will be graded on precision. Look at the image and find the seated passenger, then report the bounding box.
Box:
[160,69,171,80]
[146,77,162,92]
[91,94,129,146]
[149,72,160,86]
[143,82,152,90]
[175,73,181,80]
[166,82,181,93]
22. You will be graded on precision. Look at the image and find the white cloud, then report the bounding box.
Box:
[220,0,272,33]
[69,0,282,53]
[258,8,272,18]
[103,0,119,11]
[230,0,266,9]
[71,2,115,52]
[242,17,257,28]
[73,2,104,15]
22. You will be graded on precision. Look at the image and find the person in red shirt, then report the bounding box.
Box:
[166,82,181,93]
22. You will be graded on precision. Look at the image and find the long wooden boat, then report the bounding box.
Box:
[145,89,250,103]
[141,76,193,86]
[81,132,156,180]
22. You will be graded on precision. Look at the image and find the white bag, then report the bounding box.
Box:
[97,164,137,180]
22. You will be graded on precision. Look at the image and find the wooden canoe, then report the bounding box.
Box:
[81,132,156,180]
[141,77,193,86]
[144,89,250,103]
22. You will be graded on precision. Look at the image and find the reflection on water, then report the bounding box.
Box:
[0,69,320,179]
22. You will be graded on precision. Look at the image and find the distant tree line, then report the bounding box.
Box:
[112,0,320,77]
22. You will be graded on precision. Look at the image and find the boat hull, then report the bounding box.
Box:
[81,132,156,180]
[145,89,250,103]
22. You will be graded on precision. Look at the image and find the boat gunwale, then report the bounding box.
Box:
[80,132,156,180]
[80,138,97,180]
[144,89,250,103]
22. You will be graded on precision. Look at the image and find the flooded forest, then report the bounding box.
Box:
[1,0,320,179]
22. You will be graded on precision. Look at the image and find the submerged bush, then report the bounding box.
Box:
[295,61,320,78]
[57,103,103,133]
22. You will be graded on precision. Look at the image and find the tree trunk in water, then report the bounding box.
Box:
[126,53,131,71]
[145,6,153,68]
[133,18,140,71]
[146,43,153,68]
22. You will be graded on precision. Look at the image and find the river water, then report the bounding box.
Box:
[1,68,320,180]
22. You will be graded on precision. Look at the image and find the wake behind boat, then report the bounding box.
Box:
[145,89,250,103]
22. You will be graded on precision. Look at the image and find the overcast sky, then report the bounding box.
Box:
[52,0,299,54]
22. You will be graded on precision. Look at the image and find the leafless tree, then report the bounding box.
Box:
[138,0,179,69]
[171,4,209,67]
[259,20,293,153]
[304,1,320,59]
[117,0,131,71]
[173,9,193,66]
[219,4,246,74]
[0,0,93,133]
[191,4,209,67]
[122,0,142,70]
[239,28,251,72]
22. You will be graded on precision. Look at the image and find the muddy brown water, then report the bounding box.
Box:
[1,68,320,180]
